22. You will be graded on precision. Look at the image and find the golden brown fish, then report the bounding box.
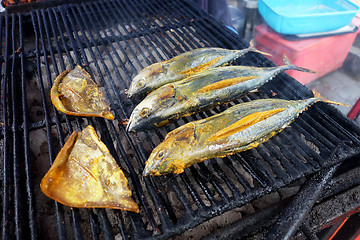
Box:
[127,41,270,99]
[41,125,139,212]
[143,91,345,176]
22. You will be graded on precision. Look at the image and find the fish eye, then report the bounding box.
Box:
[156,150,164,159]
[137,80,144,88]
[140,108,149,117]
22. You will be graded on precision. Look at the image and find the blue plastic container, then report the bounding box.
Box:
[258,0,360,35]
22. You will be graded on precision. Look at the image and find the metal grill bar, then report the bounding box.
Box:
[30,11,69,239]
[2,14,13,240]
[11,13,23,240]
[19,13,37,240]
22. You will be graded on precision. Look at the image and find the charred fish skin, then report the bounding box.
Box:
[127,41,270,99]
[127,57,313,132]
[142,94,340,177]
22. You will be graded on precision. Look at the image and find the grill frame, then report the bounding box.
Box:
[203,156,360,239]
[1,0,360,239]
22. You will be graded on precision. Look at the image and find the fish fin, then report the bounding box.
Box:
[282,54,292,65]
[312,90,349,107]
[282,55,316,73]
[207,108,286,142]
[157,84,175,101]
[165,122,196,141]
[149,63,164,75]
[246,40,272,56]
[196,76,257,94]
[179,56,224,75]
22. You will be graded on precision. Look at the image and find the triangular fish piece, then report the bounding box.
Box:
[207,108,286,142]
[51,65,114,120]
[40,125,139,212]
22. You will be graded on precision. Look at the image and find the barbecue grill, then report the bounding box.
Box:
[1,0,360,239]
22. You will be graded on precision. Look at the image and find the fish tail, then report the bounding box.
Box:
[312,90,349,106]
[283,55,316,73]
[244,40,272,57]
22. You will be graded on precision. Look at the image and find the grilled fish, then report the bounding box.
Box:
[127,56,314,132]
[127,41,270,99]
[51,65,114,120]
[143,92,345,176]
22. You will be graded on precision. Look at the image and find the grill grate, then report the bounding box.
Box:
[1,0,360,239]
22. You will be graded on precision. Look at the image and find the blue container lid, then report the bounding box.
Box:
[258,0,360,35]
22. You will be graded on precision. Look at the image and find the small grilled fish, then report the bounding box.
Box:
[127,56,314,132]
[143,92,345,176]
[127,41,270,99]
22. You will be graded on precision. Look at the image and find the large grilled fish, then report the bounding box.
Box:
[127,41,270,99]
[127,56,314,132]
[143,92,345,176]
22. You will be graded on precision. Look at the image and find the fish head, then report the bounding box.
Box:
[128,63,165,98]
[127,84,178,132]
[143,123,196,176]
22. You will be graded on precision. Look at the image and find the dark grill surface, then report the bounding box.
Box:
[1,0,360,239]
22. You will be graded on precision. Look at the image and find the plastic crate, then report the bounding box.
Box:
[254,18,360,85]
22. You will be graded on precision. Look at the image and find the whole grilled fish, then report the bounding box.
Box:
[127,56,314,132]
[127,41,270,99]
[143,92,345,176]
